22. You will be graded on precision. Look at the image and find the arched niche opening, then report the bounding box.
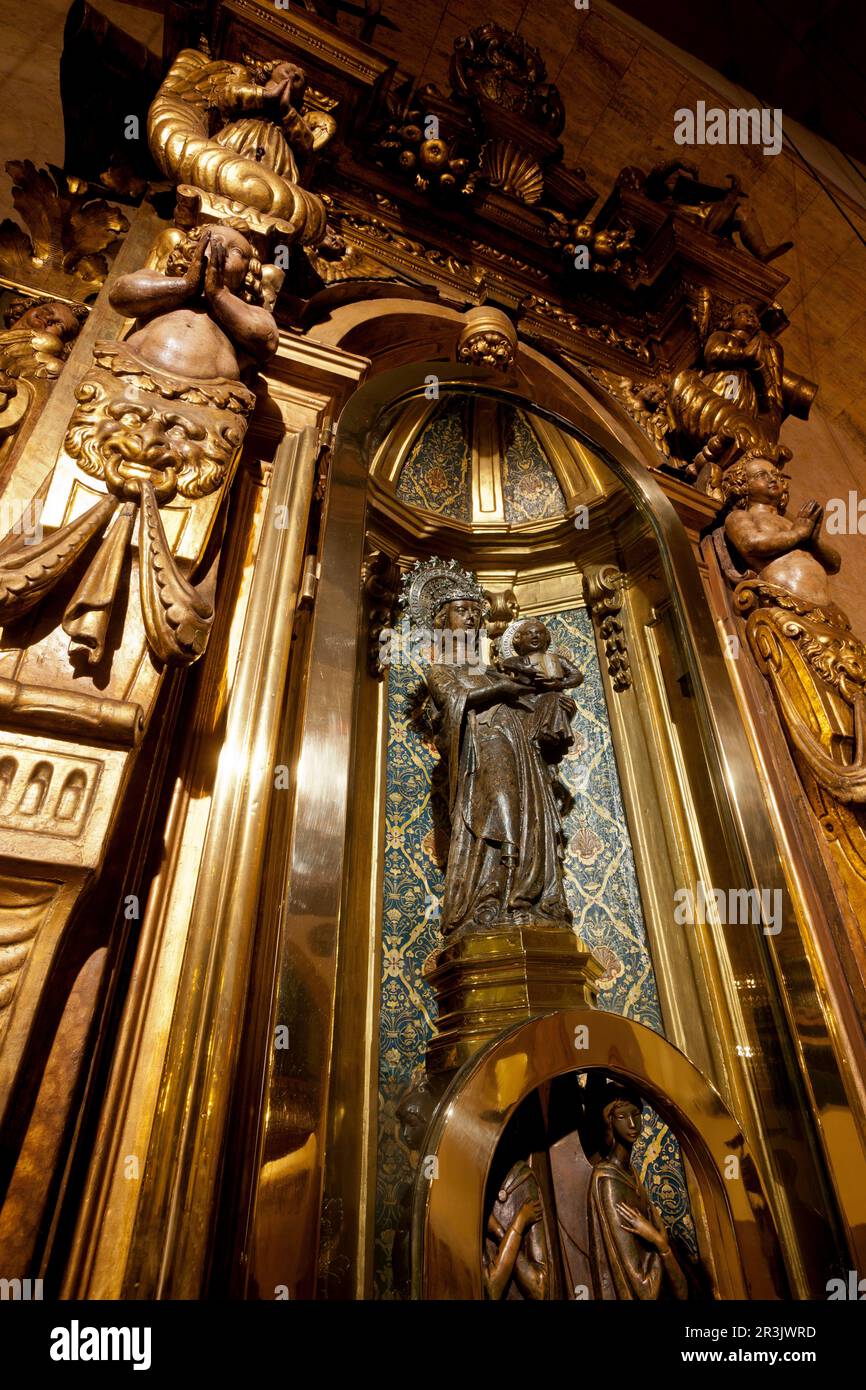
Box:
[234,310,840,1302]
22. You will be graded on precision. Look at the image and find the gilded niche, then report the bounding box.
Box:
[0,221,279,666]
[479,1076,696,1300]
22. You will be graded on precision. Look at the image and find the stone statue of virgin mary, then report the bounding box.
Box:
[402,557,576,937]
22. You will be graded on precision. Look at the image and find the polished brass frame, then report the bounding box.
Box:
[413,1009,781,1300]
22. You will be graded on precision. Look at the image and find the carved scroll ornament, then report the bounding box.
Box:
[0,160,129,300]
[582,564,631,692]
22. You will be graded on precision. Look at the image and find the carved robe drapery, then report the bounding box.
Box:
[588,1161,679,1300]
[426,662,571,934]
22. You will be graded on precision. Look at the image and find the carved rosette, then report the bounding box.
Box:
[456,307,517,372]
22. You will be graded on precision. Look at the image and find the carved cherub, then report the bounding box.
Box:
[108,221,279,381]
[721,455,843,616]
[0,299,81,393]
[211,61,319,182]
[0,223,280,668]
[149,51,335,242]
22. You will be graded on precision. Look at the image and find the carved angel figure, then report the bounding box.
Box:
[666,298,816,492]
[109,220,279,380]
[670,304,787,471]
[148,50,335,243]
[588,1090,688,1300]
[721,454,842,616]
[595,296,815,494]
[209,60,322,183]
[718,455,866,811]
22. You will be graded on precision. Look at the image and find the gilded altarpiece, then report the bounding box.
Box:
[0,0,864,1305]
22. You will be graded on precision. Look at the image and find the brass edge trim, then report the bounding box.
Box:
[121,426,317,1298]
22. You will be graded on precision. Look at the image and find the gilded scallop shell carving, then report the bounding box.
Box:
[481,139,544,204]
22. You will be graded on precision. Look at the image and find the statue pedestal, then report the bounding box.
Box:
[424,925,604,1075]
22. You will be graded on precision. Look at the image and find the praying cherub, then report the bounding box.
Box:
[721,454,842,616]
[497,618,583,759]
[108,220,279,382]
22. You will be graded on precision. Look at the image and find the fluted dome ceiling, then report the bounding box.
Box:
[373,396,605,529]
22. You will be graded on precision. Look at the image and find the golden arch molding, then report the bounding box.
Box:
[413,1009,779,1300]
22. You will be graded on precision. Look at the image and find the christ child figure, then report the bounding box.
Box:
[497,618,583,760]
